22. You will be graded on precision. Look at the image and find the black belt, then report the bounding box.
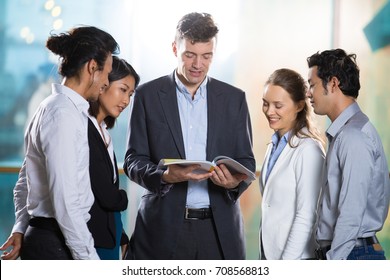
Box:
[355,236,379,247]
[184,208,213,220]
[316,236,380,260]
[29,217,61,232]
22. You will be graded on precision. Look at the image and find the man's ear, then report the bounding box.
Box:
[172,41,178,57]
[329,76,340,92]
[87,59,98,74]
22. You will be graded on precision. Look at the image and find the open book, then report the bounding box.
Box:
[158,156,256,184]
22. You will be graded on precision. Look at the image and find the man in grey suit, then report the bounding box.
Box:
[123,12,255,260]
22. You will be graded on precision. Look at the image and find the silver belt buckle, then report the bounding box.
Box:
[185,208,198,220]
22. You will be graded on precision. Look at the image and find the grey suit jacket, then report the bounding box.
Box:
[124,71,255,259]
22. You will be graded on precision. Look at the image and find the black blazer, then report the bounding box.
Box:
[124,72,256,259]
[87,119,128,248]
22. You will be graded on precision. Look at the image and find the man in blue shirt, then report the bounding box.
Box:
[307,48,390,260]
[123,12,255,260]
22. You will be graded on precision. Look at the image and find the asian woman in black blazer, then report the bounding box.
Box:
[87,56,140,259]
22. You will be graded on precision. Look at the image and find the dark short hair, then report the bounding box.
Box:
[89,56,140,129]
[175,12,219,43]
[307,48,360,98]
[46,25,119,78]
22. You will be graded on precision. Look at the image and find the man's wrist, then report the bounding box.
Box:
[161,170,171,184]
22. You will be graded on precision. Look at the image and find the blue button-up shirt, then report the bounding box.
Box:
[175,73,209,208]
[265,131,289,183]
[316,102,390,259]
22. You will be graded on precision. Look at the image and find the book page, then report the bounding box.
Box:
[213,156,256,183]
[158,159,215,173]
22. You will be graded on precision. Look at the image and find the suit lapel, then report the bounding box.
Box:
[265,150,286,185]
[158,72,186,158]
[88,119,115,182]
[266,136,299,184]
[261,143,273,186]
[206,77,224,159]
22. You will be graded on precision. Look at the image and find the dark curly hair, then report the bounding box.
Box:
[175,12,219,43]
[307,48,360,98]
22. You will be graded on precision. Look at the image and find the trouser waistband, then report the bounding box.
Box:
[355,236,379,247]
[29,217,61,232]
[316,236,380,260]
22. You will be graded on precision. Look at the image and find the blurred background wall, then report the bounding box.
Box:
[0,0,389,259]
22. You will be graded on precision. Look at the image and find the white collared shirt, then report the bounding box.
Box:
[12,83,99,260]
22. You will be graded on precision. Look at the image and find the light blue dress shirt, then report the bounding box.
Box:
[265,132,289,183]
[175,73,210,208]
[316,102,390,259]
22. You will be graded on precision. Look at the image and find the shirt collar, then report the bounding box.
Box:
[271,131,290,146]
[88,114,107,130]
[326,102,360,138]
[52,83,90,115]
[174,71,208,99]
